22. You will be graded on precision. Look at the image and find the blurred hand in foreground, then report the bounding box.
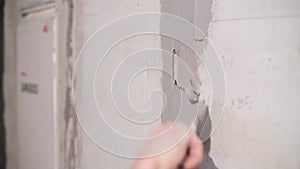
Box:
[131,122,203,169]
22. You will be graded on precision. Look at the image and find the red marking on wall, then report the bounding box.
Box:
[21,72,27,77]
[43,25,48,33]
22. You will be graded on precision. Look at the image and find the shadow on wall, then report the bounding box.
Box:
[197,107,218,169]
[199,139,219,169]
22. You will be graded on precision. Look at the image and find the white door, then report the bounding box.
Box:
[17,12,57,169]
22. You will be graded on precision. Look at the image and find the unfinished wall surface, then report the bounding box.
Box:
[160,1,220,168]
[78,0,161,169]
[208,0,300,168]
[159,0,300,168]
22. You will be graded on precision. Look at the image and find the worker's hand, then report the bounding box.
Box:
[131,122,203,169]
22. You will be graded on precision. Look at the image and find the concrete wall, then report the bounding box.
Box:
[68,0,300,168]
[77,1,161,168]
[73,0,300,168]
[208,0,300,168]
